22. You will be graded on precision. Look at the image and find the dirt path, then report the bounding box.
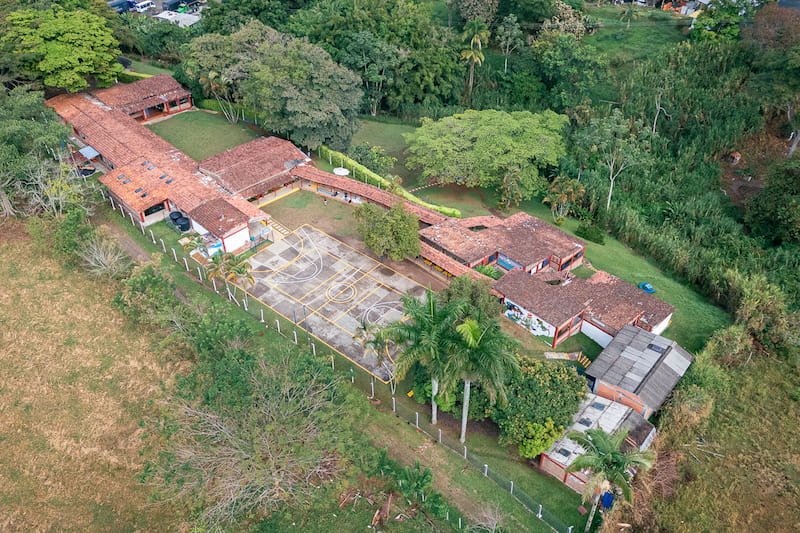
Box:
[92,218,150,262]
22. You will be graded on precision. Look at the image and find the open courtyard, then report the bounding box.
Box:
[248,225,426,381]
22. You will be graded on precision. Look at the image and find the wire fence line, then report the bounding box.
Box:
[106,195,576,533]
[390,399,575,533]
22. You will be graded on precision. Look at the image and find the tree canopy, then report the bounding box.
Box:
[354,202,421,261]
[4,8,123,91]
[405,109,568,206]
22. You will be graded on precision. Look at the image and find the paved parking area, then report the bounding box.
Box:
[248,225,425,381]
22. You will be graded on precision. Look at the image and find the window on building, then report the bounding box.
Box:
[558,448,571,457]
[116,174,125,179]
[165,179,174,184]
[122,179,131,184]
[578,418,592,427]
[141,160,150,166]
[134,187,143,193]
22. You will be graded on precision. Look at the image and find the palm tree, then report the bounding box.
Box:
[619,4,639,30]
[543,176,586,220]
[566,428,656,533]
[198,70,242,123]
[444,315,520,443]
[461,19,490,104]
[226,254,255,297]
[380,288,464,424]
[205,252,236,292]
[182,236,207,256]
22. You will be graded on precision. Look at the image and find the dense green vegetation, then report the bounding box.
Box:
[2,0,800,530]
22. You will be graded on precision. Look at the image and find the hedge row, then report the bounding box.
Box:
[318,145,461,218]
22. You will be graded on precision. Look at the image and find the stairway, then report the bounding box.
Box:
[266,218,292,241]
[576,353,592,368]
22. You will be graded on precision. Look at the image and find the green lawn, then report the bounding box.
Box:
[583,7,689,102]
[351,119,420,186]
[127,58,173,76]
[146,111,259,161]
[514,199,731,352]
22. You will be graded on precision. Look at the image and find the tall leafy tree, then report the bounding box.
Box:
[490,361,586,458]
[3,8,123,91]
[456,0,499,23]
[405,109,568,206]
[381,288,464,425]
[354,202,421,261]
[496,14,524,74]
[439,275,502,319]
[528,31,607,111]
[240,24,363,150]
[337,31,400,116]
[566,428,655,533]
[445,315,519,443]
[692,0,756,42]
[574,109,647,211]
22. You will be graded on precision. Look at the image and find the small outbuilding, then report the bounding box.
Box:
[539,393,656,494]
[585,325,693,418]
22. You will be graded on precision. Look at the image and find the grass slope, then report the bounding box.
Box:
[655,361,800,532]
[583,7,690,102]
[128,58,173,77]
[0,222,184,531]
[146,110,259,161]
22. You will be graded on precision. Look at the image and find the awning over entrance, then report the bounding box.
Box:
[78,145,100,159]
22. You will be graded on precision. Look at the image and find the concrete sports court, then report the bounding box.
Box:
[248,225,426,381]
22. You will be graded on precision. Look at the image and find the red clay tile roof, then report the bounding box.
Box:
[188,197,250,237]
[419,242,490,281]
[420,212,585,266]
[493,269,674,330]
[199,137,310,197]
[92,74,191,114]
[46,93,190,168]
[291,166,448,225]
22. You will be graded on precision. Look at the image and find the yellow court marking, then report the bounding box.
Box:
[301,223,428,288]
[332,284,384,324]
[256,187,299,208]
[313,246,405,297]
[295,261,355,302]
[251,233,307,276]
[241,286,391,384]
[300,265,380,323]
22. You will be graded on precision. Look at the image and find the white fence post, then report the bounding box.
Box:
[438,428,442,443]
[197,266,203,280]
[463,446,467,460]
[160,238,166,252]
[211,278,217,292]
[260,309,264,322]
[183,257,189,271]
[392,397,396,413]
[149,229,156,244]
[537,504,542,519]
[370,379,374,398]
[510,481,514,496]
[311,342,316,356]
[275,320,281,334]
[171,248,178,262]
[483,464,488,477]
[293,330,298,344]
[415,412,419,429]
[138,221,145,234]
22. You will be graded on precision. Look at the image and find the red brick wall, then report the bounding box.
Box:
[539,454,586,494]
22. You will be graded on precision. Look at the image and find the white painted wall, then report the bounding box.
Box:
[651,313,673,335]
[504,299,556,337]
[191,219,209,235]
[581,320,614,348]
[223,226,250,252]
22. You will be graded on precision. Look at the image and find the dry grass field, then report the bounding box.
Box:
[0,221,185,531]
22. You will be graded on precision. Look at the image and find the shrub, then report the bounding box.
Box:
[78,228,132,279]
[474,264,503,280]
[575,223,606,244]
